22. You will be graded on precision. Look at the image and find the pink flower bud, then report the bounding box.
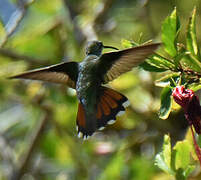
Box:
[172,86,201,134]
[172,86,194,110]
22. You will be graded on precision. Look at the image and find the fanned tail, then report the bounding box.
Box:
[76,86,130,140]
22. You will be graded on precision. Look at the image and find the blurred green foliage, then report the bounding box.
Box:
[1,0,201,180]
[155,135,195,180]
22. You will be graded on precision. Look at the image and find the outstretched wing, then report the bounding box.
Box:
[9,62,79,88]
[97,43,161,83]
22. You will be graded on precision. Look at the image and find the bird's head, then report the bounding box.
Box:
[85,41,118,56]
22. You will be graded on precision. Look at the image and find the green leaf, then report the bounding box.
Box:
[159,87,172,119]
[173,140,191,170]
[162,8,180,57]
[172,140,195,180]
[174,44,187,67]
[139,61,168,72]
[163,135,172,168]
[186,7,200,60]
[146,54,176,70]
[155,135,195,180]
[182,54,201,72]
[155,135,174,175]
[121,39,133,48]
[155,73,180,87]
[174,165,195,180]
[188,83,201,92]
[155,153,172,174]
[183,165,195,179]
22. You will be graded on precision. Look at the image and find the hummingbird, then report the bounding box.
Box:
[10,40,160,140]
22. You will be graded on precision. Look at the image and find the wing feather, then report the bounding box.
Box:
[97,43,161,83]
[9,61,79,88]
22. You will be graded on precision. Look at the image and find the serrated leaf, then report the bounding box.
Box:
[162,8,180,57]
[155,135,195,179]
[146,54,176,70]
[155,153,173,174]
[186,8,200,60]
[139,61,168,72]
[155,135,174,175]
[159,87,172,119]
[155,73,180,87]
[182,54,201,72]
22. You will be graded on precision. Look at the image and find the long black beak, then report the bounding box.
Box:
[103,45,119,50]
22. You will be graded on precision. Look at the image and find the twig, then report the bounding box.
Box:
[0,48,51,66]
[93,0,115,27]
[0,0,35,47]
[63,0,97,42]
[63,0,88,43]
[143,2,158,37]
[0,135,15,178]
[63,0,115,42]
[10,104,52,180]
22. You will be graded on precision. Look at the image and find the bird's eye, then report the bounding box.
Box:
[98,42,102,48]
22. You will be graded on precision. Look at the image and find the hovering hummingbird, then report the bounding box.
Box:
[10,41,160,140]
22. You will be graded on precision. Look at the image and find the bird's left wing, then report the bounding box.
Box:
[97,43,161,83]
[9,61,79,89]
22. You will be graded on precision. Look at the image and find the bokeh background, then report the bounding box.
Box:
[0,0,201,179]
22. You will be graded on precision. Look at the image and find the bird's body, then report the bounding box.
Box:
[76,55,101,135]
[10,40,160,139]
[76,54,100,108]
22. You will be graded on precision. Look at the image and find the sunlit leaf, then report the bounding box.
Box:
[155,153,172,174]
[186,8,200,60]
[140,61,168,72]
[188,83,201,92]
[162,8,180,57]
[172,140,195,180]
[163,135,172,169]
[155,73,180,87]
[146,54,176,70]
[173,140,191,170]
[174,44,187,67]
[155,135,174,175]
[182,54,201,72]
[155,135,195,180]
[121,39,133,48]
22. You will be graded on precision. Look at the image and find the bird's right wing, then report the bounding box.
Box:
[9,62,79,89]
[97,43,161,83]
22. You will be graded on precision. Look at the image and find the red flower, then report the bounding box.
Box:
[172,86,201,134]
[172,86,201,166]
